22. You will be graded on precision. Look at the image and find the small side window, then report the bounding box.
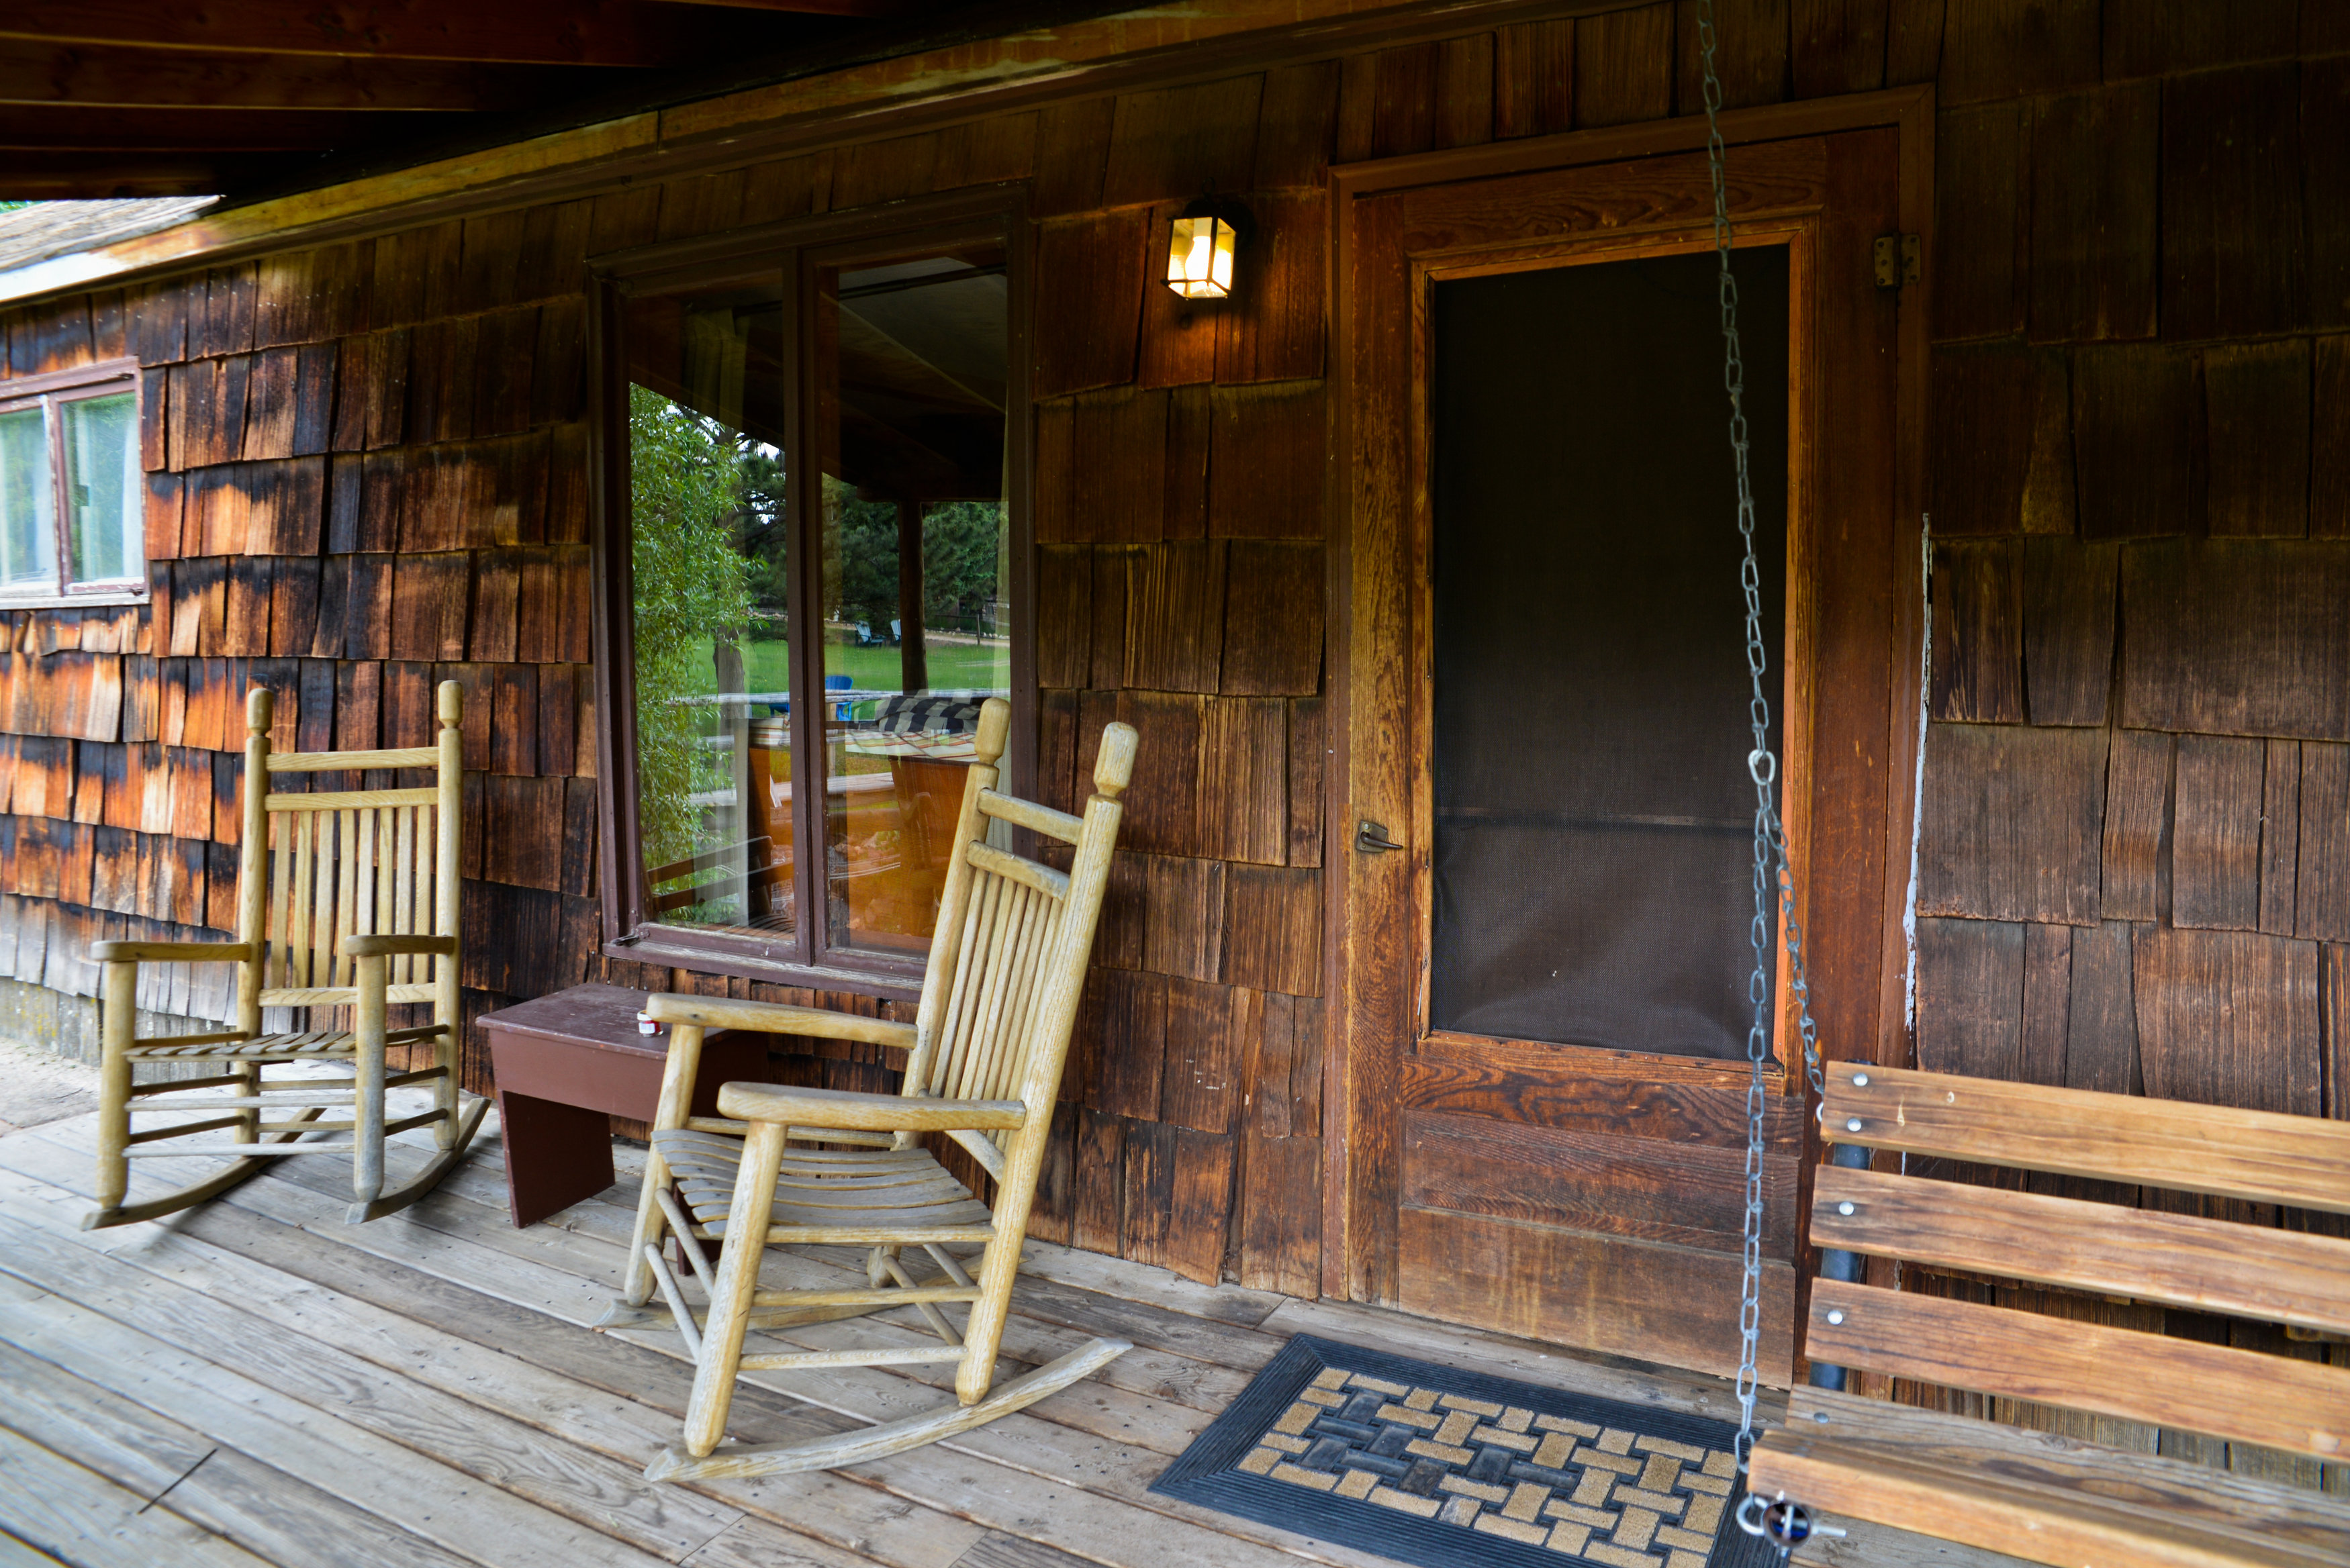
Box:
[0,358,146,603]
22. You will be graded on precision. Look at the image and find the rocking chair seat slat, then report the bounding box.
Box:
[123,1022,449,1060]
[656,1132,994,1235]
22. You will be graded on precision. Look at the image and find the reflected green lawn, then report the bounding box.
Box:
[687,636,1008,697]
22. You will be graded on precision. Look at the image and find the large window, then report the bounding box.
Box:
[0,359,145,604]
[600,198,1025,987]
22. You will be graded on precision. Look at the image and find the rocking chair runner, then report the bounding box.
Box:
[601,697,1140,1479]
[86,681,487,1229]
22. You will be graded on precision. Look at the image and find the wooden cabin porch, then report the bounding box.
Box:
[0,1072,2002,1568]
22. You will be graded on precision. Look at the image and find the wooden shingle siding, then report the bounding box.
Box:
[3,5,2349,1334]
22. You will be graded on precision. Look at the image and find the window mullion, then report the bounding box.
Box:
[45,395,73,595]
[782,249,825,969]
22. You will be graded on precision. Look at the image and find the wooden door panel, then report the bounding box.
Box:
[1399,1050,1807,1144]
[1335,101,1926,1384]
[1398,1207,1798,1383]
[1401,1108,1800,1254]
[1391,140,1830,250]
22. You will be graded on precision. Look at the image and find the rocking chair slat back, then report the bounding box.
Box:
[245,722,461,1017]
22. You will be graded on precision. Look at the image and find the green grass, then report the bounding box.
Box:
[687,636,1007,698]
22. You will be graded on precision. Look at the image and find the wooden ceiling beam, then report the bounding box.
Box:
[0,40,629,111]
[0,105,470,150]
[0,151,276,197]
[0,1,886,70]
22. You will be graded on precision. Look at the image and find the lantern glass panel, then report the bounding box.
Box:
[1166,214,1236,300]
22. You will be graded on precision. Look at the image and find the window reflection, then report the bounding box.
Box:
[625,284,795,934]
[816,247,1011,955]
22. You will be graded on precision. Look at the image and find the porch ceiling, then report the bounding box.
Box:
[0,0,1090,201]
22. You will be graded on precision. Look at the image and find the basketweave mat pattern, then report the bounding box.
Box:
[1152,1336,1775,1568]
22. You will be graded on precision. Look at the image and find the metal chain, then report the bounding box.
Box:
[1691,0,1827,1480]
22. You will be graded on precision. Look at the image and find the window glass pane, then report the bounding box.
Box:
[1428,245,1788,1061]
[62,393,141,584]
[626,283,794,934]
[0,405,57,591]
[816,246,1011,957]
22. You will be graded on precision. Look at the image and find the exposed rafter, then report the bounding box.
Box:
[0,1,896,68]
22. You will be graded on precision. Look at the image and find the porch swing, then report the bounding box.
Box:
[1681,7,2350,1565]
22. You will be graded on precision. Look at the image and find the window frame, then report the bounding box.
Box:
[588,185,1034,995]
[0,356,148,607]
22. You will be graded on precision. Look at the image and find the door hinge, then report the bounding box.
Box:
[1873,234,1922,292]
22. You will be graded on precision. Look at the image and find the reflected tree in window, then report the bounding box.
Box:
[629,383,755,869]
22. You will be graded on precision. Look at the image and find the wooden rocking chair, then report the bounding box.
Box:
[85,682,488,1230]
[598,697,1139,1479]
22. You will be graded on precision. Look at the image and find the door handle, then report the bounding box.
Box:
[1356,820,1405,854]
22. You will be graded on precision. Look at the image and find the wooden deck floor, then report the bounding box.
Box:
[0,1085,2014,1568]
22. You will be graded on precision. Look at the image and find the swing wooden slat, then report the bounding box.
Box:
[1801,1280,2350,1461]
[1747,1062,2350,1568]
[1809,1164,2350,1334]
[1822,1066,2350,1214]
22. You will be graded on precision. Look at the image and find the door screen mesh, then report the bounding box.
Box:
[1429,245,1789,1060]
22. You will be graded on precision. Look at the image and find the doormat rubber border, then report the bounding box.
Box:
[1150,1334,1778,1568]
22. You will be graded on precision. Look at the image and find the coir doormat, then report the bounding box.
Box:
[1151,1335,1777,1568]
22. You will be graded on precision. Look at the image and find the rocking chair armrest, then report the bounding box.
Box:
[91,940,256,965]
[341,934,459,958]
[716,1081,1027,1133]
[644,993,916,1050]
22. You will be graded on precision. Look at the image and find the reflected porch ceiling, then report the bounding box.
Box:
[0,0,1117,201]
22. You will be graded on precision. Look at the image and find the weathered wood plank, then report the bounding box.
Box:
[1929,540,2022,719]
[1914,916,2024,1079]
[2134,926,2321,1114]
[1493,19,1572,140]
[1403,1107,1796,1255]
[1101,76,1261,208]
[1809,1165,2350,1334]
[1208,383,1323,539]
[2073,344,2192,538]
[1399,1206,1795,1385]
[2020,537,2116,726]
[1918,724,2106,924]
[2120,540,2350,740]
[1805,1279,2350,1460]
[2163,63,2306,341]
[1252,61,1338,189]
[1825,1061,2347,1210]
[1215,191,1327,385]
[1196,697,1286,866]
[2296,742,2350,940]
[1932,101,2024,342]
[2205,338,2312,539]
[2171,735,2266,932]
[1033,212,1147,399]
[2316,335,2350,537]
[2027,84,2158,342]
[1937,0,2098,106]
[1573,3,1674,128]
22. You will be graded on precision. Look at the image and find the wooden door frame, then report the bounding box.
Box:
[1321,87,1934,1303]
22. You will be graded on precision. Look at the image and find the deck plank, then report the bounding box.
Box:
[0,1426,269,1568]
[0,1199,728,1565]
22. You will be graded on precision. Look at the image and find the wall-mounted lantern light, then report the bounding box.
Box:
[1164,196,1256,301]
